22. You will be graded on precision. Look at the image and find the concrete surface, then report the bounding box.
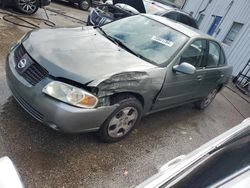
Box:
[0,3,249,188]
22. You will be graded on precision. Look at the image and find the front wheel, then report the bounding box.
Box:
[78,0,91,11]
[98,96,142,143]
[15,0,39,14]
[195,88,218,110]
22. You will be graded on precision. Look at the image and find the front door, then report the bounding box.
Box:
[153,39,207,110]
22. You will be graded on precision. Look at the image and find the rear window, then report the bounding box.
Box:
[179,14,199,29]
[164,12,180,21]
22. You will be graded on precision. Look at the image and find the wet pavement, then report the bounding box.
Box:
[0,3,250,188]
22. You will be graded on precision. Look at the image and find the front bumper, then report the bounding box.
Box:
[6,48,117,133]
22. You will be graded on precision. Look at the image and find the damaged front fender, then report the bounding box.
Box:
[88,68,167,113]
[97,71,148,96]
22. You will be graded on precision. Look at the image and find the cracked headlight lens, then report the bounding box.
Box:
[42,81,98,108]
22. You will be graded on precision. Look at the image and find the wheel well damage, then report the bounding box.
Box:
[87,69,166,112]
[94,71,149,97]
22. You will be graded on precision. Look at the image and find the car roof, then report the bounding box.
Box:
[144,14,214,39]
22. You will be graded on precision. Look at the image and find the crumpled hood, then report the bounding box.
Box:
[22,27,155,85]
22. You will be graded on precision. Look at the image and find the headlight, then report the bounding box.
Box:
[42,81,98,108]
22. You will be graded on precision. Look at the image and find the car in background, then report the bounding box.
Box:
[87,0,198,29]
[6,14,231,142]
[137,118,250,188]
[0,0,51,14]
[54,0,103,11]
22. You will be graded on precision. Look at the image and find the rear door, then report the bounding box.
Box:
[153,39,207,110]
[200,40,226,97]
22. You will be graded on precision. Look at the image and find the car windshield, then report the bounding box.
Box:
[101,15,188,65]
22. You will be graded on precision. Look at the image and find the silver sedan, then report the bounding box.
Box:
[6,14,232,142]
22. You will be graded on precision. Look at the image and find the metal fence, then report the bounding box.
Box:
[233,60,250,94]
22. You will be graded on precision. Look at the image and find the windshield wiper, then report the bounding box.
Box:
[94,26,120,46]
[110,37,157,65]
[95,26,156,65]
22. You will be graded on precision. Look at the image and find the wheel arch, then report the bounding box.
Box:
[109,92,145,108]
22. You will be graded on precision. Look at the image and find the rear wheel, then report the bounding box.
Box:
[15,0,39,14]
[195,88,218,110]
[78,0,91,11]
[98,96,142,143]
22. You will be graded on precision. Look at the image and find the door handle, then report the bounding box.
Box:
[197,75,203,81]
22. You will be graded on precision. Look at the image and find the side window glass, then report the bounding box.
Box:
[219,50,226,66]
[165,12,179,21]
[180,40,206,68]
[207,41,221,68]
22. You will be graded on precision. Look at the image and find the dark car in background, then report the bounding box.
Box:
[87,0,198,29]
[0,0,51,14]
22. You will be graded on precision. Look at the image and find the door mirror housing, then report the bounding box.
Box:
[173,62,196,75]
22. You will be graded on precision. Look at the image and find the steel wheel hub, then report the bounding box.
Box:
[108,107,138,138]
[204,89,217,107]
[80,1,89,9]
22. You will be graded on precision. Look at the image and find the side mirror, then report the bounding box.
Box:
[173,62,196,75]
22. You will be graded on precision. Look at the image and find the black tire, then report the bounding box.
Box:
[14,0,39,15]
[195,88,218,110]
[78,0,91,11]
[98,95,143,143]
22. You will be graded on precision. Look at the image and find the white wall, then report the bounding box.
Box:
[183,0,250,76]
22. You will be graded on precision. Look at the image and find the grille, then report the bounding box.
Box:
[14,45,49,86]
[14,44,26,63]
